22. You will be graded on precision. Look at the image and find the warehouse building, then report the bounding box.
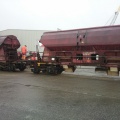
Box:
[0,29,51,51]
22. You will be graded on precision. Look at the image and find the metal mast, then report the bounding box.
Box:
[110,6,120,25]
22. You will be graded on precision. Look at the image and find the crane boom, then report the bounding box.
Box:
[110,6,120,25]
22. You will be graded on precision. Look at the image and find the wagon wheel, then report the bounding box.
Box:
[33,68,40,74]
[19,67,26,71]
[8,65,16,72]
[57,69,63,74]
[57,66,64,74]
[19,64,26,71]
[42,70,46,74]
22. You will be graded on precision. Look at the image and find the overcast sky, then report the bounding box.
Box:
[0,0,120,31]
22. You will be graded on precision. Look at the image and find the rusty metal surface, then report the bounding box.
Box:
[0,35,20,62]
[40,25,120,50]
[0,35,20,48]
[40,25,120,68]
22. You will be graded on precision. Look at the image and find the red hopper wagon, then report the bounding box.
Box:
[31,25,120,76]
[0,35,26,71]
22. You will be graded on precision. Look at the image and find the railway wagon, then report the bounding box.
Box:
[31,25,120,76]
[0,35,26,71]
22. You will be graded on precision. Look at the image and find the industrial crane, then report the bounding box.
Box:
[110,6,120,25]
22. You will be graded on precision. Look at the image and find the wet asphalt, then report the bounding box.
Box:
[0,68,120,120]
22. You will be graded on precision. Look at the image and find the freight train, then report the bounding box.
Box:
[1,25,120,76]
[31,25,120,76]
